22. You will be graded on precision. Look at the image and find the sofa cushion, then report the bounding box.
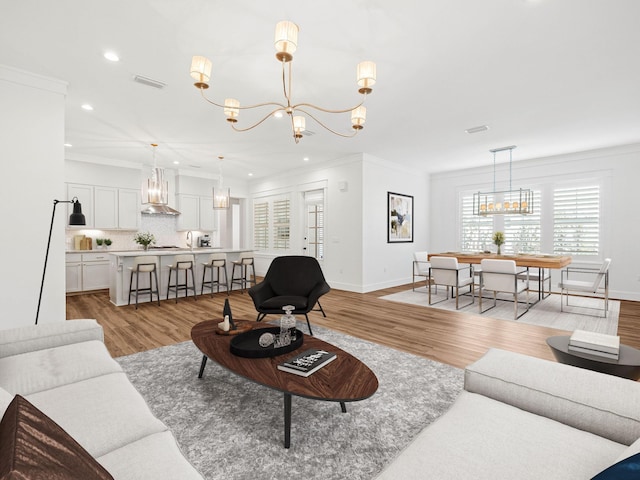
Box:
[0,340,122,395]
[375,391,625,480]
[0,394,114,479]
[592,452,640,479]
[26,372,168,458]
[0,319,103,358]
[97,431,204,480]
[464,348,640,445]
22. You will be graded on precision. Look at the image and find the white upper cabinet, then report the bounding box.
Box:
[118,188,140,230]
[94,186,118,229]
[67,183,94,228]
[176,194,218,231]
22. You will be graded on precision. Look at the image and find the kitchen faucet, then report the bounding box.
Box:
[186,231,193,250]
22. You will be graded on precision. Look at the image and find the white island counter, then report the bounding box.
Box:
[108,248,251,306]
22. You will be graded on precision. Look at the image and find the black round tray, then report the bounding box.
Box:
[230,327,304,358]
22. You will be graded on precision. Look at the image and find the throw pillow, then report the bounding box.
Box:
[591,452,640,479]
[0,394,114,479]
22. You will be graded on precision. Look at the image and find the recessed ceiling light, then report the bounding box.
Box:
[248,173,253,176]
[303,157,310,162]
[273,111,283,119]
[173,161,180,165]
[465,125,489,134]
[81,104,93,111]
[104,51,120,62]
[64,143,72,147]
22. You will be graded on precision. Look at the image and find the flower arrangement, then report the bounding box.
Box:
[492,231,505,255]
[134,232,156,250]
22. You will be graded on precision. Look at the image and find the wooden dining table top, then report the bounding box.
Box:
[428,252,572,269]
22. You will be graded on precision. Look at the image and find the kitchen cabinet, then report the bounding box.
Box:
[65,253,110,292]
[65,254,82,292]
[118,188,140,230]
[176,194,218,231]
[94,187,118,229]
[67,184,94,228]
[65,183,140,230]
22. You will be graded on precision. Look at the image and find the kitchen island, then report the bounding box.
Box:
[108,248,250,306]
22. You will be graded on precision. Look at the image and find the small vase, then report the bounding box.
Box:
[496,245,501,255]
[143,244,149,251]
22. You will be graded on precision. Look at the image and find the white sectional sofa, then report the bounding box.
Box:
[0,319,203,479]
[376,348,640,479]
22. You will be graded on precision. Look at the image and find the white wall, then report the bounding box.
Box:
[362,154,429,292]
[0,65,67,328]
[429,143,640,301]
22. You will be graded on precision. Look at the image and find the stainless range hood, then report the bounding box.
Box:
[141,204,180,215]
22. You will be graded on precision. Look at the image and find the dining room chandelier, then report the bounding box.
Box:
[189,20,376,144]
[473,145,534,216]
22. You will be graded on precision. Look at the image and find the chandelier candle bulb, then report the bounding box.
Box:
[224,98,240,122]
[351,106,366,129]
[293,115,305,140]
[357,61,376,93]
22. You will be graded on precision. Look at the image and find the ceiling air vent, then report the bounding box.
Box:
[133,75,166,89]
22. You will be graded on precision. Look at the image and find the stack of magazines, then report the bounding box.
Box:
[569,330,620,360]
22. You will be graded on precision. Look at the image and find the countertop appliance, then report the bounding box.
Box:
[199,235,211,247]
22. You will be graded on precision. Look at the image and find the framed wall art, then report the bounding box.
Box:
[387,191,413,243]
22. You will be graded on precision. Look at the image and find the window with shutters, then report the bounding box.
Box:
[504,190,542,253]
[553,185,600,255]
[253,202,269,250]
[460,193,494,251]
[252,195,290,252]
[272,199,290,250]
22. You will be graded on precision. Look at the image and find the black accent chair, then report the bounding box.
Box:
[248,256,330,336]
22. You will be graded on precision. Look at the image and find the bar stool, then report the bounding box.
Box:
[201,253,228,296]
[166,254,197,303]
[230,252,256,293]
[128,256,160,309]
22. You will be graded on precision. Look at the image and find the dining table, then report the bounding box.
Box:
[427,252,572,302]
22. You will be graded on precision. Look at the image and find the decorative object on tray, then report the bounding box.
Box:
[215,299,252,335]
[569,329,620,360]
[277,349,337,377]
[230,327,304,358]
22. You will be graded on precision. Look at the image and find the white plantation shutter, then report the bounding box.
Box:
[273,199,291,250]
[553,185,600,255]
[460,193,493,251]
[504,190,542,253]
[253,201,269,250]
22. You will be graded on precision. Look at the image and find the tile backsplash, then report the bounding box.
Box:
[66,215,215,251]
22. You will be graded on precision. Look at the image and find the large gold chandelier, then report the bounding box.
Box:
[189,21,376,143]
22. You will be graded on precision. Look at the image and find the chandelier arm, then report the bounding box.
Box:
[296,108,359,138]
[281,61,293,106]
[293,94,367,114]
[200,88,287,111]
[228,108,284,132]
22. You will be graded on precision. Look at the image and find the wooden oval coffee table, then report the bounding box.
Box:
[191,320,379,448]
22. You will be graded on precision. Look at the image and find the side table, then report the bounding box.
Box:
[546,335,640,380]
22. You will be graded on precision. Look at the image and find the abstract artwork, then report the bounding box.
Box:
[387,192,413,243]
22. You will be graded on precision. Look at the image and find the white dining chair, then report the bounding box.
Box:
[558,258,611,317]
[412,251,431,291]
[479,259,529,319]
[428,256,474,309]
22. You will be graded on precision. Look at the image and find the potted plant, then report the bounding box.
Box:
[492,231,505,255]
[96,238,104,248]
[104,238,112,248]
[134,232,156,250]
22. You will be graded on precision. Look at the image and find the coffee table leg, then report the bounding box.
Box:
[198,355,208,378]
[284,393,292,449]
[340,402,347,413]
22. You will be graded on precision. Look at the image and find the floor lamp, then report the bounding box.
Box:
[35,198,86,325]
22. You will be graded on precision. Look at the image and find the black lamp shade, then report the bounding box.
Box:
[69,201,86,226]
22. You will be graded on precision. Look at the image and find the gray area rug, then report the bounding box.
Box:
[380,290,619,334]
[116,324,464,480]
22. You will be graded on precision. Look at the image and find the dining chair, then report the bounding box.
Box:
[558,258,611,317]
[428,256,474,309]
[412,251,430,291]
[479,259,529,319]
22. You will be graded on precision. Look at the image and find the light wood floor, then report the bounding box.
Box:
[66,284,640,370]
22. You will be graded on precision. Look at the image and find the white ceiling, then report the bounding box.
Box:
[2,0,640,180]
